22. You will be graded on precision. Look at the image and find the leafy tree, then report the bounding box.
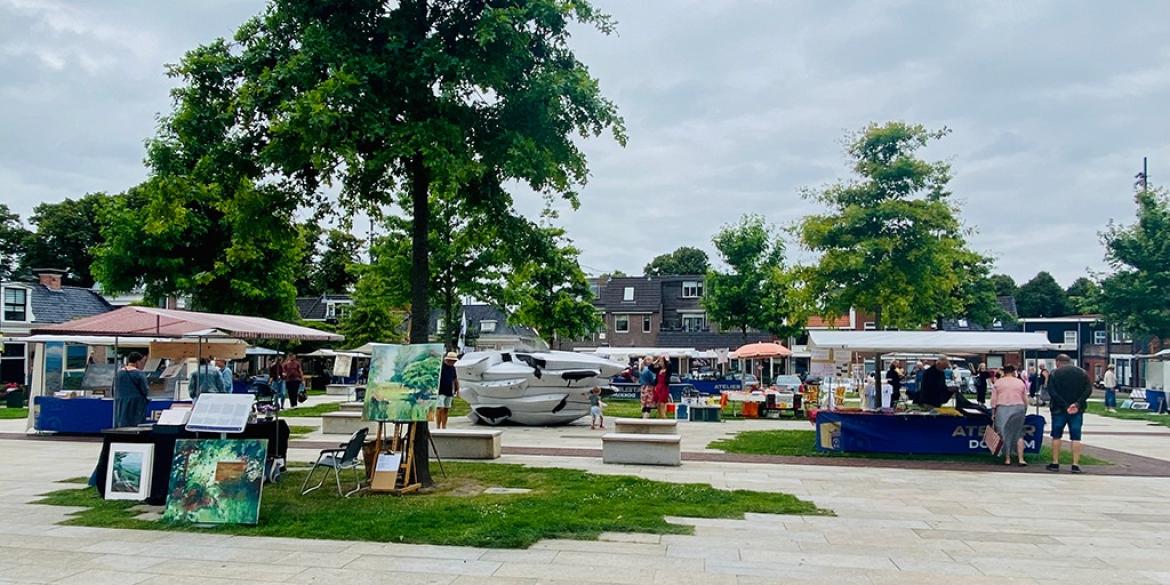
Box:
[505,227,600,345]
[1100,187,1170,338]
[798,122,993,329]
[990,273,1018,298]
[1015,271,1071,318]
[950,252,1010,326]
[338,266,407,349]
[1066,276,1101,315]
[20,193,113,287]
[312,229,363,295]
[704,214,805,340]
[644,246,709,276]
[0,204,29,281]
[158,1,624,344]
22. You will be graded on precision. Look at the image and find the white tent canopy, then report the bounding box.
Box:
[807,330,1055,354]
[579,347,701,361]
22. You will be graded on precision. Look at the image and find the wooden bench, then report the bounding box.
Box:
[429,429,503,460]
[602,433,682,466]
[320,411,377,435]
[613,418,678,435]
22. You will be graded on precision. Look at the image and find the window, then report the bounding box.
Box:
[957,319,969,328]
[682,281,703,298]
[1112,327,1132,343]
[588,281,600,299]
[986,355,1004,369]
[682,314,706,332]
[0,342,26,386]
[1093,330,1107,345]
[1094,364,1103,379]
[622,286,634,302]
[435,317,445,333]
[992,320,1003,329]
[1063,330,1078,346]
[480,320,497,333]
[863,322,876,331]
[615,315,629,333]
[642,315,652,333]
[3,288,27,322]
[324,301,351,320]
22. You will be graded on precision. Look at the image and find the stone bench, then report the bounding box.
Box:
[613,417,678,435]
[326,384,356,397]
[429,429,502,460]
[320,411,377,435]
[602,433,682,466]
[339,401,363,413]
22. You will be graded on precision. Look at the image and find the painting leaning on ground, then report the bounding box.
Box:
[110,451,143,493]
[164,439,268,525]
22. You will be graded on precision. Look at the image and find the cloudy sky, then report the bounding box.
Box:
[2,0,1169,286]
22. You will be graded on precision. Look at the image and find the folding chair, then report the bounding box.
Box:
[301,427,368,497]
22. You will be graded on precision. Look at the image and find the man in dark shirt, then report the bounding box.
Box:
[1046,354,1093,474]
[916,357,953,408]
[436,352,459,429]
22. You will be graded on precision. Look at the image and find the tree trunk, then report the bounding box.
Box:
[408,153,430,344]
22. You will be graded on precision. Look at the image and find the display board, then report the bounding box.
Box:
[363,344,444,422]
[80,364,117,390]
[815,411,1046,455]
[185,393,255,433]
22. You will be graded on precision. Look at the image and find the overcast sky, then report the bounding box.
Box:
[3,1,1168,286]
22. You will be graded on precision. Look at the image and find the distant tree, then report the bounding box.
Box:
[21,193,113,287]
[644,246,710,276]
[294,225,324,297]
[505,227,601,345]
[1066,277,1101,315]
[1016,272,1071,318]
[1099,187,1170,338]
[798,122,992,329]
[0,204,30,281]
[704,214,805,340]
[609,270,627,278]
[311,229,363,295]
[338,266,407,349]
[989,273,1018,298]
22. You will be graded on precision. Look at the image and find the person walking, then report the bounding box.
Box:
[589,386,605,430]
[654,356,671,418]
[188,357,224,400]
[638,357,657,419]
[113,352,151,427]
[991,365,1030,466]
[1102,364,1118,413]
[283,354,305,408]
[436,352,459,429]
[1034,364,1050,405]
[974,363,991,405]
[1046,354,1093,474]
[268,356,285,407]
[885,361,904,405]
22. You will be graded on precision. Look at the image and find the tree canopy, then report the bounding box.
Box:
[990,273,1018,298]
[304,229,363,296]
[504,226,600,345]
[798,122,994,329]
[1065,276,1101,315]
[21,193,113,287]
[1015,271,1071,318]
[703,214,806,340]
[644,246,709,276]
[1099,187,1170,338]
[0,204,29,281]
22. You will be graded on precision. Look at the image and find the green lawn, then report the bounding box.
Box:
[35,462,826,548]
[709,429,1109,466]
[282,402,342,417]
[0,407,28,419]
[288,425,318,439]
[1087,401,1170,428]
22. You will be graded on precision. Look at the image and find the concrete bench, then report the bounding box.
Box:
[326,384,356,397]
[613,418,678,435]
[339,401,363,413]
[602,433,682,466]
[429,429,502,460]
[320,411,377,435]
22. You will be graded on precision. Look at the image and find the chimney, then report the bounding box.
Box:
[34,268,66,291]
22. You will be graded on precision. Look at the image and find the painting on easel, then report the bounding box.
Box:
[363,344,444,422]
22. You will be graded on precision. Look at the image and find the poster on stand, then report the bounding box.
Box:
[363,344,444,422]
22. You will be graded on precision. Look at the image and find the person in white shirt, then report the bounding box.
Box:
[1102,365,1118,413]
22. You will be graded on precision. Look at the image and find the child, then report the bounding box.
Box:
[589,387,606,430]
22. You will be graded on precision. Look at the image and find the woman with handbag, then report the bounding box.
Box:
[991,365,1030,466]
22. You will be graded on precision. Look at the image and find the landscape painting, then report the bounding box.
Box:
[363,344,444,422]
[163,438,267,525]
[104,443,153,501]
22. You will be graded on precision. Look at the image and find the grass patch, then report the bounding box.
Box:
[34,462,825,548]
[283,402,342,417]
[0,406,28,419]
[709,429,1109,466]
[1087,402,1170,428]
[59,477,90,484]
[288,425,318,438]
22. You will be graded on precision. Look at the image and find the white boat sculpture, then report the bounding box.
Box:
[455,350,625,425]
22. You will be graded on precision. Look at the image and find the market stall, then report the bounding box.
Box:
[805,330,1054,455]
[25,306,342,434]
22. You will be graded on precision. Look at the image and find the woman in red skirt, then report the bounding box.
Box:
[653,356,671,418]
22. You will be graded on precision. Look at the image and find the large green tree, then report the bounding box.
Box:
[504,226,600,345]
[1066,276,1101,315]
[21,193,112,287]
[990,273,1018,298]
[1015,271,1071,318]
[1099,187,1170,338]
[339,265,407,349]
[644,246,710,276]
[798,122,993,329]
[311,229,364,295]
[703,214,805,340]
[0,204,29,281]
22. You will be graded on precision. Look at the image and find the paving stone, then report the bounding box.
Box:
[482,487,532,495]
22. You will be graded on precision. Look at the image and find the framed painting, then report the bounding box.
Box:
[104,443,153,501]
[163,438,268,525]
[363,344,445,422]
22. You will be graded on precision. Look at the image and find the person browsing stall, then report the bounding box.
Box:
[917,357,954,408]
[639,357,657,419]
[436,352,460,429]
[885,361,904,404]
[216,358,234,393]
[283,354,305,407]
[113,352,151,427]
[1046,354,1093,474]
[188,357,224,400]
[990,365,1030,466]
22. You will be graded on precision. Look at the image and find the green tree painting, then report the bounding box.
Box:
[164,439,267,525]
[363,344,445,422]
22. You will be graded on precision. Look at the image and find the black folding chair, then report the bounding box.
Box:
[300,427,368,497]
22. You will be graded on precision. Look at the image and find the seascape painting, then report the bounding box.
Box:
[163,438,267,525]
[111,451,143,493]
[363,344,444,422]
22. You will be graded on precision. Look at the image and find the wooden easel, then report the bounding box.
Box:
[370,421,422,494]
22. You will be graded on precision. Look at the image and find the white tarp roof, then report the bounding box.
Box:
[1138,349,1170,360]
[579,347,704,360]
[807,330,1055,353]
